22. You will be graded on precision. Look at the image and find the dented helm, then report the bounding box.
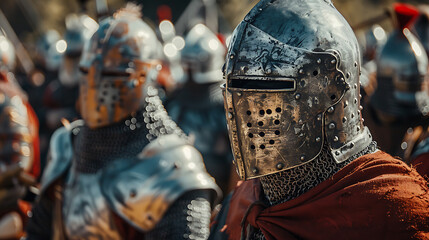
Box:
[0,34,16,71]
[181,24,225,84]
[223,0,372,180]
[371,5,429,122]
[59,14,98,87]
[79,5,161,128]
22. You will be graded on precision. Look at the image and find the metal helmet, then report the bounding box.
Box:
[35,30,64,71]
[223,0,372,180]
[371,16,429,121]
[0,34,16,71]
[59,14,98,87]
[79,4,161,129]
[181,24,226,84]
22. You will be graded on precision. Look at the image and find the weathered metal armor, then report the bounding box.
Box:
[223,0,372,180]
[27,4,220,239]
[0,34,16,71]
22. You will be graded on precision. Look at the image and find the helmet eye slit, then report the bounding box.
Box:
[229,78,296,91]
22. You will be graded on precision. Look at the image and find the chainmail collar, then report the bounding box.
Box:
[73,85,185,173]
[260,141,378,206]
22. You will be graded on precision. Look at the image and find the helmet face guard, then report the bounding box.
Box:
[223,2,373,180]
[79,12,161,129]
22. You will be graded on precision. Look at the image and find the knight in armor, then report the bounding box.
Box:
[366,3,429,157]
[209,1,429,239]
[26,4,220,239]
[165,23,235,195]
[400,5,429,179]
[0,33,40,239]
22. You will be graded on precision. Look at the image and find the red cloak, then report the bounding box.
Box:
[224,151,429,240]
[411,153,429,180]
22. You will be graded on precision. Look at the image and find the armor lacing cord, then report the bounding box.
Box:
[73,86,185,173]
[251,140,377,240]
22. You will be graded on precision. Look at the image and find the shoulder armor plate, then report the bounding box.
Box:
[100,134,221,232]
[40,120,84,195]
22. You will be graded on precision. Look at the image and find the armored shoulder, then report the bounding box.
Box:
[39,120,84,195]
[100,134,221,232]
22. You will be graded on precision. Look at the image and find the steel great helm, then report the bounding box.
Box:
[371,4,429,123]
[79,4,161,129]
[223,0,372,180]
[181,24,226,84]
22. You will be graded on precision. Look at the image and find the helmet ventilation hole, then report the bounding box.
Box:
[275,130,280,135]
[266,109,272,114]
[258,121,264,126]
[251,145,256,149]
[313,70,318,76]
[259,110,265,115]
[276,107,281,113]
[248,133,254,138]
[274,120,280,125]
[259,132,265,137]
[260,144,265,149]
[246,110,251,115]
[269,140,275,144]
[247,123,252,127]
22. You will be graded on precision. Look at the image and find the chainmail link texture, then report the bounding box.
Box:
[73,85,185,173]
[251,141,378,240]
[145,190,212,240]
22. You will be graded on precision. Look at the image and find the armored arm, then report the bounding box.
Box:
[146,190,212,240]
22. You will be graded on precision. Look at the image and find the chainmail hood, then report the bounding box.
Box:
[73,85,185,173]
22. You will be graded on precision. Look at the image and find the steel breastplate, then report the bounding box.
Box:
[62,167,121,240]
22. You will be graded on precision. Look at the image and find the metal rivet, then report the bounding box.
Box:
[237,92,242,97]
[327,106,334,113]
[359,94,362,99]
[300,155,305,161]
[228,112,233,119]
[359,105,363,110]
[299,69,304,74]
[333,136,339,142]
[331,59,336,64]
[230,54,235,59]
[335,151,340,156]
[340,77,345,82]
[298,119,303,125]
[252,167,259,174]
[342,117,347,123]
[362,118,365,123]
[316,137,321,142]
[317,114,322,121]
[295,93,301,100]
[276,163,284,170]
[265,68,272,74]
[317,59,322,64]
[401,142,408,150]
[328,122,336,130]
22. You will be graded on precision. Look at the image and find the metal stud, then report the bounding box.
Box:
[266,68,272,74]
[295,93,301,100]
[228,112,233,119]
[237,92,242,97]
[230,54,235,59]
[333,136,339,142]
[252,167,259,174]
[359,105,363,110]
[331,59,336,64]
[317,59,322,64]
[327,106,334,113]
[317,114,322,121]
[300,155,305,161]
[299,69,304,74]
[276,163,284,170]
[316,137,321,142]
[328,122,336,130]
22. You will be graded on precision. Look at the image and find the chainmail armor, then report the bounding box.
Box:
[146,190,212,240]
[73,85,185,173]
[251,141,378,240]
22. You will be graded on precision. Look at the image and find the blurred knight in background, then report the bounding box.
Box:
[366,3,429,157]
[26,4,220,239]
[165,23,235,195]
[0,33,39,240]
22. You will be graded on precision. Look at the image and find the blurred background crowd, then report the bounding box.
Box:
[0,0,429,238]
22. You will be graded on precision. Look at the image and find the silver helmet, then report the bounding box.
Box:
[223,0,372,180]
[181,24,225,84]
[371,9,429,121]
